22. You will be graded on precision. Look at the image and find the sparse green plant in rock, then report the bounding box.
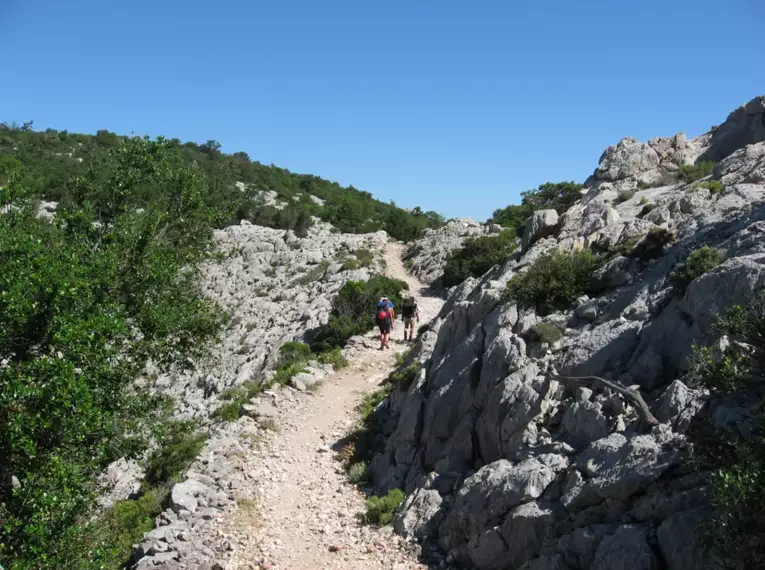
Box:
[317,346,348,369]
[355,248,374,267]
[417,323,430,337]
[145,424,208,485]
[389,362,421,388]
[394,349,412,367]
[638,196,650,205]
[678,161,716,183]
[271,362,309,386]
[348,461,369,485]
[696,180,724,195]
[292,260,330,286]
[490,181,584,237]
[531,322,565,344]
[340,258,362,271]
[358,385,393,425]
[616,189,635,203]
[442,230,517,286]
[670,246,724,292]
[637,181,653,190]
[278,341,312,367]
[364,489,405,525]
[503,250,599,314]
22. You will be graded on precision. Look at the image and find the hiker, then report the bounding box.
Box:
[376,296,395,350]
[402,295,420,342]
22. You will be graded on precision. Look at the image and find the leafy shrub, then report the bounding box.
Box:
[394,349,411,367]
[696,180,724,194]
[628,227,675,260]
[442,230,517,287]
[389,362,421,388]
[317,346,348,369]
[417,323,430,337]
[503,250,599,314]
[531,322,565,344]
[364,489,405,525]
[670,247,724,291]
[145,426,208,485]
[278,341,312,367]
[310,275,409,350]
[637,181,653,190]
[616,190,635,203]
[678,161,716,183]
[271,362,308,386]
[355,248,374,267]
[212,381,262,421]
[687,294,765,566]
[348,461,369,485]
[340,258,361,271]
[0,138,225,566]
[490,181,584,237]
[358,385,393,425]
[639,196,649,205]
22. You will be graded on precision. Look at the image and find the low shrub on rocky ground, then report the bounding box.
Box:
[441,229,517,286]
[670,246,724,292]
[364,489,405,525]
[531,322,565,344]
[309,275,409,351]
[627,227,676,260]
[688,294,765,567]
[616,189,635,203]
[678,160,716,182]
[503,250,599,314]
[389,362,421,388]
[348,461,369,485]
[695,180,724,194]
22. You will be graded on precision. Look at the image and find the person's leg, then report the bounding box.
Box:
[378,324,385,349]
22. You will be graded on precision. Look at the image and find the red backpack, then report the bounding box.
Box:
[377,307,389,321]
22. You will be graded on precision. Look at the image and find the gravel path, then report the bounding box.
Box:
[226,242,444,570]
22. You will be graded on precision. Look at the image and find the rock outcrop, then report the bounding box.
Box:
[368,95,765,570]
[403,218,501,285]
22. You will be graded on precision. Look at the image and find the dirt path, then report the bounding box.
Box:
[227,242,443,570]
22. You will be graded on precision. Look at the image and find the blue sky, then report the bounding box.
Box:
[1,1,763,220]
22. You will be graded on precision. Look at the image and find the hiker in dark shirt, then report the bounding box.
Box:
[401,295,420,342]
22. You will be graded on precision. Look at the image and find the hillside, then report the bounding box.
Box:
[363,95,765,570]
[0,124,444,241]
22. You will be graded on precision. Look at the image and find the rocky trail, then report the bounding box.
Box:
[225,242,444,570]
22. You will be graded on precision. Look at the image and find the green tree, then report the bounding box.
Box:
[442,230,517,286]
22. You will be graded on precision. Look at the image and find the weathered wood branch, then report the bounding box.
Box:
[550,374,660,427]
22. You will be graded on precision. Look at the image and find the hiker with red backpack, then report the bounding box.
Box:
[376,296,394,350]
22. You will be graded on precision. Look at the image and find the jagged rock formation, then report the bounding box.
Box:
[403,218,501,285]
[369,96,765,569]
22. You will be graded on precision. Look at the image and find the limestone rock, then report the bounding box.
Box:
[522,210,559,250]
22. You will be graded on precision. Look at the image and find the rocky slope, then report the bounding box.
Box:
[403,218,500,286]
[368,96,765,570]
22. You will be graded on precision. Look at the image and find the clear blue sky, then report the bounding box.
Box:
[1,1,763,220]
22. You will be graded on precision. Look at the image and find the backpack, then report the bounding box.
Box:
[402,298,417,318]
[377,308,389,322]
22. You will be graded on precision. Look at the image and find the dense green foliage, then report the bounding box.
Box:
[490,181,584,236]
[211,381,263,422]
[489,182,584,236]
[388,362,421,388]
[678,161,716,183]
[503,250,599,314]
[696,180,724,194]
[670,246,724,292]
[0,123,443,241]
[441,230,518,286]
[364,489,405,525]
[309,276,409,350]
[688,295,765,567]
[531,322,565,344]
[0,138,225,568]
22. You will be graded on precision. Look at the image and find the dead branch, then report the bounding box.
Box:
[550,374,660,427]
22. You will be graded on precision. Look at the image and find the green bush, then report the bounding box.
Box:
[639,196,649,205]
[670,246,724,291]
[278,341,312,367]
[0,138,225,567]
[678,161,716,183]
[503,250,599,314]
[355,248,374,267]
[145,425,208,485]
[271,362,309,386]
[340,258,362,271]
[292,260,330,286]
[317,346,348,369]
[310,275,409,350]
[490,181,584,237]
[417,323,430,337]
[212,381,262,421]
[364,489,405,525]
[531,322,565,344]
[348,461,369,485]
[442,230,517,287]
[616,189,635,203]
[389,362,421,388]
[687,294,765,566]
[696,180,724,194]
[358,385,393,425]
